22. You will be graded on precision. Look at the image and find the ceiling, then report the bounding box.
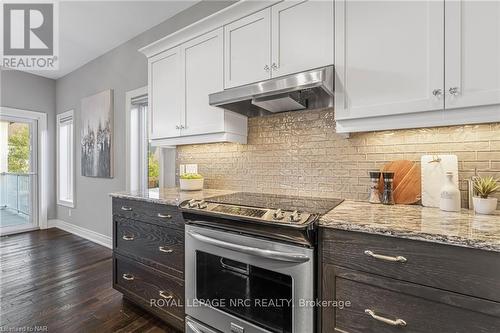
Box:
[30,1,199,80]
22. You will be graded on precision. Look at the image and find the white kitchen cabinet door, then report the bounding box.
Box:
[181,28,225,136]
[445,0,500,110]
[271,0,334,78]
[335,0,444,120]
[149,47,182,139]
[224,8,271,88]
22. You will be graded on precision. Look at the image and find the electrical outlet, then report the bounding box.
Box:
[179,164,186,175]
[186,164,198,174]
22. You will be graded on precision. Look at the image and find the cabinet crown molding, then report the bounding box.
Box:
[138,0,280,58]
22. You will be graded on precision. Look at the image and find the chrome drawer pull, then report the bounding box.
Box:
[122,273,134,281]
[157,213,172,219]
[158,290,173,300]
[364,250,407,263]
[122,235,134,241]
[159,246,173,253]
[121,206,132,211]
[365,309,407,327]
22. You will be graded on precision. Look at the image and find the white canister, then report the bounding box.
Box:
[439,172,461,212]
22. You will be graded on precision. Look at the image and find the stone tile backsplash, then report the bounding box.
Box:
[176,108,500,208]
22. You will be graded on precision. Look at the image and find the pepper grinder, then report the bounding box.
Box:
[368,171,381,204]
[382,172,395,205]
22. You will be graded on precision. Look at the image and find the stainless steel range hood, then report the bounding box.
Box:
[209,66,334,117]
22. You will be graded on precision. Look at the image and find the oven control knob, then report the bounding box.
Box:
[198,200,208,209]
[273,209,285,220]
[289,210,301,222]
[188,199,197,208]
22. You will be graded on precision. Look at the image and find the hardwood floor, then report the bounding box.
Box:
[0,228,181,333]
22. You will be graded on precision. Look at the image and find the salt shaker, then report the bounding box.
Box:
[368,171,381,204]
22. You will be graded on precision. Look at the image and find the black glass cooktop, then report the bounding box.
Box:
[206,192,343,215]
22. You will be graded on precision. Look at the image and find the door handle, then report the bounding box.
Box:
[122,273,134,281]
[365,309,407,327]
[158,290,173,300]
[121,206,132,211]
[448,87,459,96]
[187,230,310,263]
[157,213,172,219]
[122,235,134,241]
[364,250,407,263]
[159,246,173,253]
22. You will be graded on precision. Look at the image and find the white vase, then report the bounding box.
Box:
[439,172,461,212]
[473,197,498,215]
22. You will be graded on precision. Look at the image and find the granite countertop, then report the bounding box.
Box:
[320,201,500,252]
[109,188,236,206]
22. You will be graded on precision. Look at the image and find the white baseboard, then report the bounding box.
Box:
[48,219,112,249]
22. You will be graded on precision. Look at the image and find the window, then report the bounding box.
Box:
[129,95,166,191]
[57,110,74,207]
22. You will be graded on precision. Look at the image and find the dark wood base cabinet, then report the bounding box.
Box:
[320,229,500,333]
[112,198,185,332]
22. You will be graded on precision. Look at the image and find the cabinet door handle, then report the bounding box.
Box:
[157,213,172,219]
[158,290,173,300]
[175,125,180,129]
[448,87,460,96]
[122,235,134,241]
[432,89,443,97]
[264,65,270,72]
[364,250,407,263]
[121,206,132,211]
[365,309,407,327]
[122,273,134,281]
[159,246,173,253]
[271,62,278,70]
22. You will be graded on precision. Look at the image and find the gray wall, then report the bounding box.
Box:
[56,1,234,237]
[1,69,57,219]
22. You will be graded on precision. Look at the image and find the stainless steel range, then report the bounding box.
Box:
[180,192,343,333]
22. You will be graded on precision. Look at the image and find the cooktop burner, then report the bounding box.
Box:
[208,192,344,216]
[179,192,343,227]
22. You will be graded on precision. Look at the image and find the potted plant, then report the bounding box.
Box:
[179,173,204,191]
[472,176,499,214]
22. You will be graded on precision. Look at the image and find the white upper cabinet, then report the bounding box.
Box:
[335,0,500,133]
[181,28,225,136]
[147,28,247,145]
[271,0,334,77]
[224,0,334,88]
[149,47,182,140]
[224,9,272,88]
[335,0,445,121]
[445,0,500,110]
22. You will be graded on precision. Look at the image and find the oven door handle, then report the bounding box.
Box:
[187,231,310,263]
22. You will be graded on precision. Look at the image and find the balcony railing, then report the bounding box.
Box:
[0,172,33,216]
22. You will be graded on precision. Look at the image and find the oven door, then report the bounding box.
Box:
[185,224,315,333]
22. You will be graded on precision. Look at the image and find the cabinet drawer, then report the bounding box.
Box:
[112,198,183,229]
[322,229,500,302]
[113,254,184,325]
[114,217,184,278]
[330,266,500,333]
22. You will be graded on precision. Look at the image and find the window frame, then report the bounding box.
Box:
[56,109,75,208]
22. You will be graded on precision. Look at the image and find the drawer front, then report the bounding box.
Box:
[114,254,184,321]
[329,266,500,333]
[112,197,184,229]
[114,217,184,278]
[322,229,500,302]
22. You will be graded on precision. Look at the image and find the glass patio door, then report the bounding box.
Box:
[0,116,38,234]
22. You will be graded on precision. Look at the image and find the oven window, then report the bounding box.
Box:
[196,251,292,333]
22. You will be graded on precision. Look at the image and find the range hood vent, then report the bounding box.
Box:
[209,66,334,117]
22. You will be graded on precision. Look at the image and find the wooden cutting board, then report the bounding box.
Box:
[378,160,421,204]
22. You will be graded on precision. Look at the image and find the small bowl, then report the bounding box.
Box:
[179,178,204,191]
